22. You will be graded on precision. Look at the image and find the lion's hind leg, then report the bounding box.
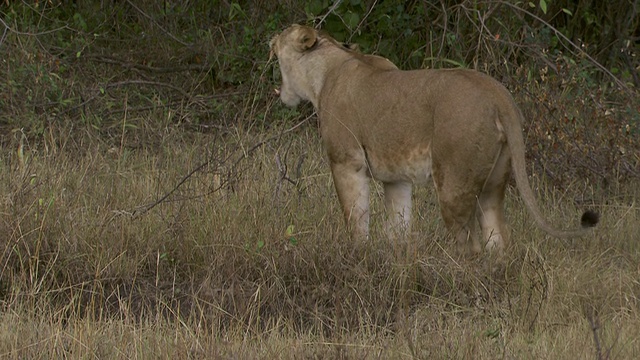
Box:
[476,143,511,254]
[476,193,508,254]
[435,187,482,256]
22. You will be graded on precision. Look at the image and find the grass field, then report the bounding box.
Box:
[1,119,639,359]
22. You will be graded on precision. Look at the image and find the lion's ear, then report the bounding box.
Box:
[295,26,317,52]
[343,43,360,52]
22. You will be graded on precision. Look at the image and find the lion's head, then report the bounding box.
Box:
[269,24,319,107]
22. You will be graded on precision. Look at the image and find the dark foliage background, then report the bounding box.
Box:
[1,0,638,188]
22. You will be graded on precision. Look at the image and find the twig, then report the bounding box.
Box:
[0,16,69,37]
[60,79,199,118]
[124,0,192,47]
[131,154,215,217]
[0,13,71,50]
[497,1,630,92]
[106,80,191,99]
[99,93,247,118]
[348,0,378,42]
[119,93,128,156]
[0,21,7,48]
[131,114,315,216]
[86,54,211,74]
[316,0,344,28]
[585,307,606,360]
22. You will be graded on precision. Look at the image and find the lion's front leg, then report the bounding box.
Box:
[330,161,370,239]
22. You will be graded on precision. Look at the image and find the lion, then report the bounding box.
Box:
[269,24,598,255]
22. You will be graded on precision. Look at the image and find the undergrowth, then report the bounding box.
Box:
[1,123,639,358]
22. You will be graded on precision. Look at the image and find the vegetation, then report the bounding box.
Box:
[0,1,638,358]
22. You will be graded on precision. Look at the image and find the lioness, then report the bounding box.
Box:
[269,24,598,255]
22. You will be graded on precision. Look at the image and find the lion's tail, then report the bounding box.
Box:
[499,97,598,238]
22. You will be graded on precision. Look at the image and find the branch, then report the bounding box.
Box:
[86,54,211,74]
[316,0,344,28]
[585,307,605,360]
[124,0,192,47]
[59,79,200,118]
[106,80,191,98]
[130,114,315,216]
[0,16,70,37]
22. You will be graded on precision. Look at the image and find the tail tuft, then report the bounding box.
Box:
[580,210,599,228]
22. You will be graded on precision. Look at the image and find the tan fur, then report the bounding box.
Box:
[270,24,597,255]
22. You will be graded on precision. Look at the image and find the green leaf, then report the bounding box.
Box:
[485,327,501,339]
[228,2,246,21]
[286,225,298,245]
[345,11,360,30]
[307,0,326,15]
[285,224,295,237]
[562,8,573,16]
[539,0,547,14]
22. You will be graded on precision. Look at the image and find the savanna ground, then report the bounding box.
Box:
[1,1,639,359]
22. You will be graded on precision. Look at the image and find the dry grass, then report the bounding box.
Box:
[1,121,639,359]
